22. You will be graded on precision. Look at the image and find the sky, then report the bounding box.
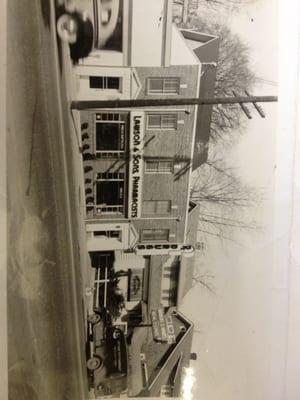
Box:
[178,1,297,399]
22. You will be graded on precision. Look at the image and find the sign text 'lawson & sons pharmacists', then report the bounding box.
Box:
[128,112,144,219]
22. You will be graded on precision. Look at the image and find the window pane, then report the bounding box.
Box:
[156,200,171,214]
[143,200,171,215]
[161,114,177,129]
[148,114,177,129]
[141,229,169,242]
[148,78,180,94]
[90,76,104,89]
[89,76,120,90]
[164,78,179,94]
[148,114,161,128]
[145,160,159,172]
[143,201,156,214]
[148,78,164,93]
[155,229,169,241]
[141,230,154,241]
[145,160,172,173]
[107,77,120,89]
[159,161,172,172]
[96,122,124,151]
[96,181,124,205]
[96,123,119,150]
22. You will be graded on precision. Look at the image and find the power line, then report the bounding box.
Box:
[257,78,278,87]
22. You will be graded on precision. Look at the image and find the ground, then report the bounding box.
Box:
[7,1,89,399]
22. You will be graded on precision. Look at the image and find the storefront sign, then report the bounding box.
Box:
[128,112,144,218]
[151,308,176,344]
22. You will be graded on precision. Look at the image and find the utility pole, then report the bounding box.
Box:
[182,0,189,23]
[71,95,278,111]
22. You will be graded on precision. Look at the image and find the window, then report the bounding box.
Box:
[90,251,114,269]
[143,200,171,215]
[94,231,121,240]
[147,77,180,94]
[89,76,120,90]
[96,122,125,151]
[95,173,125,215]
[147,114,177,130]
[96,181,124,205]
[141,229,169,242]
[145,160,173,173]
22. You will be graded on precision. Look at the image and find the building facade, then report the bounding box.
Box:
[75,11,220,256]
[75,3,220,397]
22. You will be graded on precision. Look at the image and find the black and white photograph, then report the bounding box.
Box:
[1,0,300,399]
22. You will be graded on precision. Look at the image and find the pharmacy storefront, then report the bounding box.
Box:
[85,111,145,252]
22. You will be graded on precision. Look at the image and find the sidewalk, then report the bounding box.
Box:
[128,326,149,396]
[59,40,94,321]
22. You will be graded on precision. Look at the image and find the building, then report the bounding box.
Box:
[104,207,200,397]
[74,3,219,396]
[129,308,195,397]
[74,0,174,102]
[75,2,219,258]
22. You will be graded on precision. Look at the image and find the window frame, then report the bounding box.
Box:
[140,229,170,242]
[147,113,178,130]
[147,77,180,95]
[145,159,174,174]
[142,200,172,216]
[89,76,121,91]
[94,113,126,155]
[95,176,125,215]
[93,230,122,240]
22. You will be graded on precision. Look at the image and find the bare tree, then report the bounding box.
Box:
[192,269,216,293]
[188,0,253,13]
[190,156,262,244]
[179,16,257,144]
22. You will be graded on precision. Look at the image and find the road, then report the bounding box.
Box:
[7,1,88,399]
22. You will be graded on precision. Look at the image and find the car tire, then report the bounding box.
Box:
[87,313,101,325]
[112,329,121,340]
[87,356,102,371]
[57,13,78,44]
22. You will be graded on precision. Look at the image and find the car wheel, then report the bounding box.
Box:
[57,14,78,44]
[87,356,102,371]
[87,313,101,325]
[112,329,121,340]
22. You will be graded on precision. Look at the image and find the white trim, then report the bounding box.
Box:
[183,63,202,242]
[131,68,142,99]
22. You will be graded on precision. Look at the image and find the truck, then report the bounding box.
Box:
[86,265,129,398]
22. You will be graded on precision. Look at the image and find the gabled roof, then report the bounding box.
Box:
[138,310,194,397]
[180,29,220,170]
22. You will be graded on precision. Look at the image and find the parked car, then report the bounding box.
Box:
[86,309,129,398]
[56,0,122,63]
